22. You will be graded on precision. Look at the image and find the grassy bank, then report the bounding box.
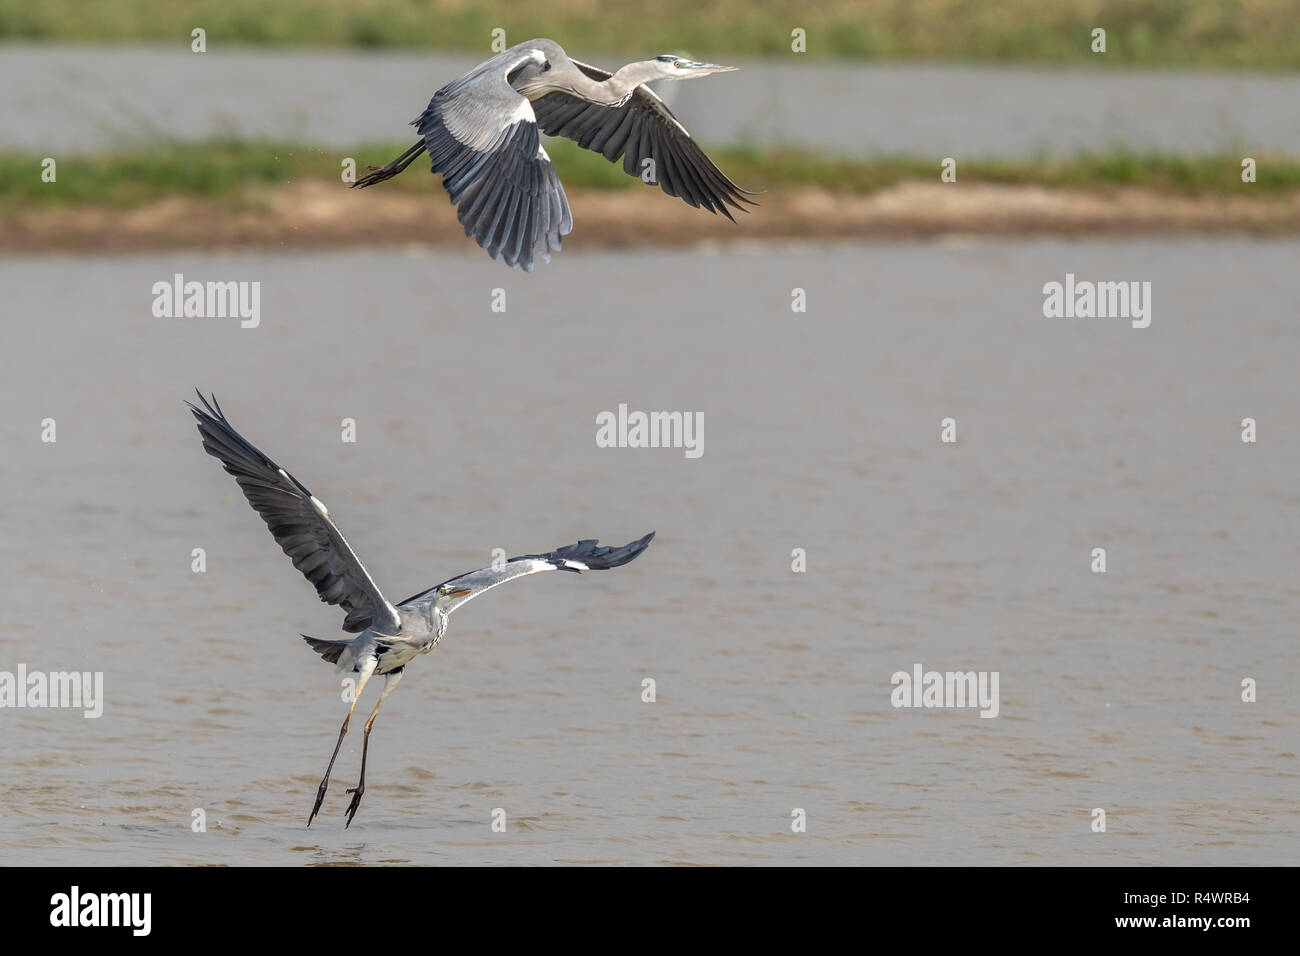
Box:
[3,141,1297,213]
[5,141,1295,254]
[2,0,1300,68]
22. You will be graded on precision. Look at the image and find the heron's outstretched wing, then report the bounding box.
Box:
[398,532,655,616]
[188,392,402,635]
[414,50,572,272]
[531,60,756,220]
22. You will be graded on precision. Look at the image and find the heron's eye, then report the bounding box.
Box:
[673,60,681,68]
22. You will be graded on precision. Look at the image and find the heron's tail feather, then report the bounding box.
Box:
[352,140,427,189]
[302,635,350,665]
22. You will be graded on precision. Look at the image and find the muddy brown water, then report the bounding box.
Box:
[0,239,1296,864]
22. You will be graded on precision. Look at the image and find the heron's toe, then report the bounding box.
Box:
[344,785,365,827]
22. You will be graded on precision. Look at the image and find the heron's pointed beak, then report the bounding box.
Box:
[448,587,472,599]
[689,61,738,75]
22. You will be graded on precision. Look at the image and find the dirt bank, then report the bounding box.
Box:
[5,180,1298,255]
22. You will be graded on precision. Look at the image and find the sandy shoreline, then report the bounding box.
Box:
[5,180,1298,255]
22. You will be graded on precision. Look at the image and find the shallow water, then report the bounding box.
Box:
[0,240,1296,864]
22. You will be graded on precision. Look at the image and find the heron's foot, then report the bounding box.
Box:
[344,783,365,828]
[354,163,402,189]
[307,777,329,828]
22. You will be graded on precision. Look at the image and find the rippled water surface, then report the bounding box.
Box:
[0,240,1297,864]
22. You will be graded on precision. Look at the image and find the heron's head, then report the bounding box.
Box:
[649,55,738,80]
[434,584,472,608]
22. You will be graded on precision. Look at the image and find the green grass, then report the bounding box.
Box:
[2,0,1300,68]
[714,148,1300,194]
[2,141,1296,212]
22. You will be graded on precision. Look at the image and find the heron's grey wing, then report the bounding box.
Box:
[531,60,756,220]
[397,532,655,617]
[414,52,572,272]
[188,392,402,635]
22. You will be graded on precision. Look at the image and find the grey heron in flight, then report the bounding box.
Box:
[352,38,756,271]
[187,392,654,827]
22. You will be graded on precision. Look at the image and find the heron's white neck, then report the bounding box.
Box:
[422,603,450,641]
[558,61,662,107]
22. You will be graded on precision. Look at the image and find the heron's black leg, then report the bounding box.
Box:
[344,669,402,828]
[307,657,376,828]
[352,140,427,189]
[307,711,351,827]
[343,725,370,828]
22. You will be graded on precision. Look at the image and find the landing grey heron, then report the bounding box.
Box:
[187,392,654,827]
[353,38,756,271]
